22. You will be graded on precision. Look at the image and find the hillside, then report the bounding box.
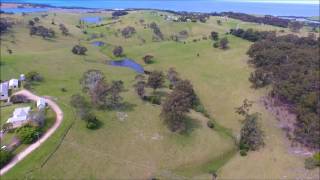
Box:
[0,10,319,179]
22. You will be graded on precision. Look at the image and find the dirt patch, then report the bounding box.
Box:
[260,97,315,157]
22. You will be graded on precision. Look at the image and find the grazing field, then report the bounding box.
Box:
[0,10,318,179]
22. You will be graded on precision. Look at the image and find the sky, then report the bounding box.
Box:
[224,0,319,4]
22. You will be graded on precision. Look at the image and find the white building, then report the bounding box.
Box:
[37,98,46,109]
[7,107,31,128]
[9,79,19,89]
[0,82,9,101]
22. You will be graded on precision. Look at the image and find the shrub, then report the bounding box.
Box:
[240,149,248,156]
[0,150,13,168]
[207,120,215,129]
[15,125,42,144]
[113,46,123,57]
[86,116,100,130]
[72,45,87,55]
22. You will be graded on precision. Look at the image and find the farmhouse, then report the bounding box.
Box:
[9,79,19,89]
[37,98,46,109]
[7,107,31,128]
[0,82,9,101]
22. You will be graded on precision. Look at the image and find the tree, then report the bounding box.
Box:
[121,26,136,38]
[217,19,222,25]
[30,109,46,127]
[289,21,304,32]
[240,113,264,151]
[147,70,165,91]
[28,20,35,26]
[143,55,154,64]
[161,90,191,132]
[34,17,40,23]
[0,18,13,34]
[15,125,42,144]
[105,80,124,109]
[113,46,123,57]
[219,37,229,49]
[167,67,180,88]
[89,79,110,108]
[72,45,87,55]
[80,69,105,93]
[174,79,197,107]
[25,71,43,82]
[134,81,146,99]
[211,31,219,41]
[59,24,69,36]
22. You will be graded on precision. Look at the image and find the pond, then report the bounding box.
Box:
[80,16,102,24]
[91,41,105,47]
[1,8,49,13]
[108,59,144,73]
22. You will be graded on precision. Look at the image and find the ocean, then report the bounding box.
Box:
[1,0,319,17]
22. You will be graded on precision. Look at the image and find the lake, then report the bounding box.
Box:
[109,59,144,74]
[2,0,319,17]
[81,16,102,24]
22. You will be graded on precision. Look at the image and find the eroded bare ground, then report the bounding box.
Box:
[260,97,316,157]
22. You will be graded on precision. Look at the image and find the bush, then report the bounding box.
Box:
[72,45,87,55]
[15,125,41,144]
[207,120,215,129]
[305,153,320,169]
[240,149,248,156]
[0,150,13,168]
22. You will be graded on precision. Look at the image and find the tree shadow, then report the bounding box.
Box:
[180,117,201,136]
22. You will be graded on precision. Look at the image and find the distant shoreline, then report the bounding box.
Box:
[1,1,319,24]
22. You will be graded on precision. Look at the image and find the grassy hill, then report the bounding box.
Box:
[0,10,318,179]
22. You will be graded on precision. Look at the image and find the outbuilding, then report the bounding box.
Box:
[9,79,19,89]
[37,98,46,109]
[0,82,9,101]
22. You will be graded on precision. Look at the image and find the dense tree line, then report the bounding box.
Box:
[112,11,128,17]
[220,12,290,27]
[247,34,320,149]
[230,28,276,42]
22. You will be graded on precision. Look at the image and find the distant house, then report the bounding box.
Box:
[0,82,9,101]
[9,79,19,89]
[7,107,31,128]
[37,98,46,109]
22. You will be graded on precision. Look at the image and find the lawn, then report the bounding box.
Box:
[0,10,318,179]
